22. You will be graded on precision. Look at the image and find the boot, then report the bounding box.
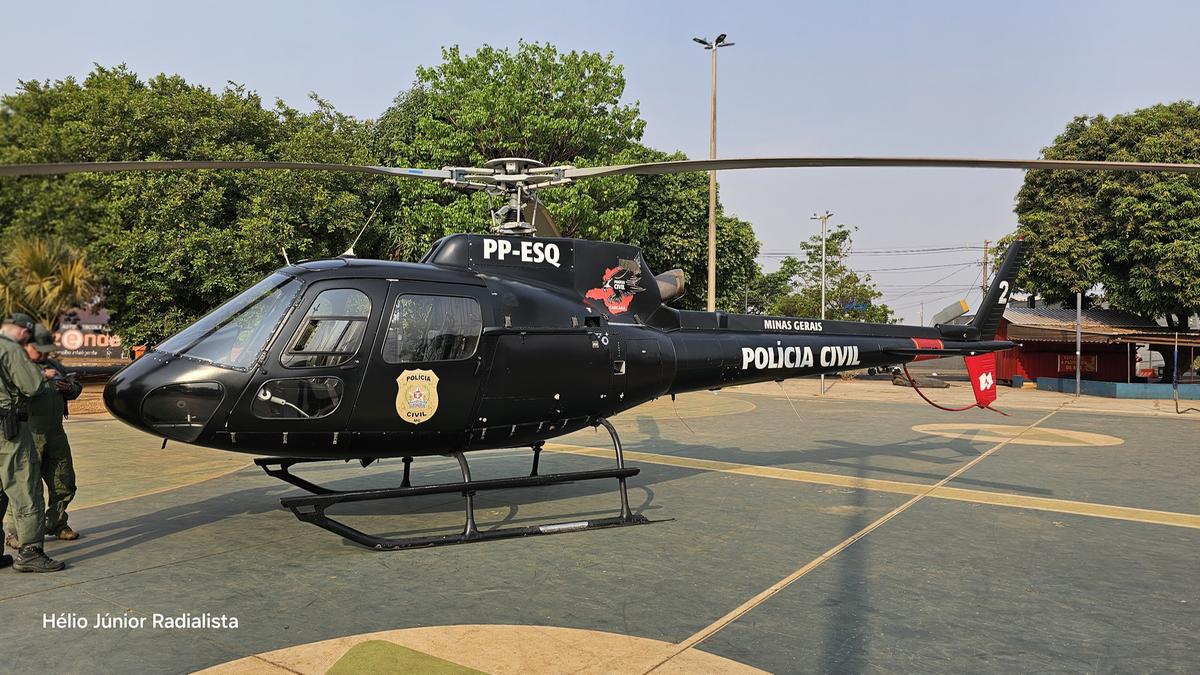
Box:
[2,532,14,567]
[12,545,65,573]
[51,527,80,541]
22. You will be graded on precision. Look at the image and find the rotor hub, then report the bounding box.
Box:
[484,157,545,174]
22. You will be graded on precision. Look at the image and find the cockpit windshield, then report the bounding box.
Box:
[156,273,303,370]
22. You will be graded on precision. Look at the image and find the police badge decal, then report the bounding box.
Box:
[396,369,439,424]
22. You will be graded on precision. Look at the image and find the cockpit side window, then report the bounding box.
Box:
[282,288,372,368]
[382,295,482,364]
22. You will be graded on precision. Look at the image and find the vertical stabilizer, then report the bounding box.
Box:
[971,239,1024,341]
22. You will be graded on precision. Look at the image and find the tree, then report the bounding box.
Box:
[752,225,896,322]
[0,46,767,342]
[741,257,803,314]
[0,236,96,328]
[0,66,382,344]
[1013,101,1200,327]
[368,42,649,259]
[369,43,760,308]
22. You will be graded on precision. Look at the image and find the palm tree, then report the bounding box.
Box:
[0,236,97,328]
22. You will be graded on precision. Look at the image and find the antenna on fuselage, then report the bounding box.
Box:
[340,198,385,258]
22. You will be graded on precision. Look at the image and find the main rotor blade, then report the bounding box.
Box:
[0,161,452,180]
[564,156,1200,179]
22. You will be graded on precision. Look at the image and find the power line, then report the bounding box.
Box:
[874,283,984,289]
[882,262,980,303]
[759,244,986,257]
[849,247,986,256]
[891,286,980,312]
[755,258,983,273]
[886,265,986,312]
[857,262,983,273]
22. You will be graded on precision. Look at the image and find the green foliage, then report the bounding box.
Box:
[407,42,645,165]
[0,66,383,343]
[369,43,757,308]
[0,44,766,341]
[741,257,803,314]
[1014,101,1200,325]
[749,225,895,323]
[620,146,759,311]
[0,236,96,328]
[368,41,649,259]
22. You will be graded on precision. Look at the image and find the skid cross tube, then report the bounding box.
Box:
[254,457,342,495]
[262,418,651,550]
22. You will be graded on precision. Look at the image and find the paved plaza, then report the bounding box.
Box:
[2,379,1197,673]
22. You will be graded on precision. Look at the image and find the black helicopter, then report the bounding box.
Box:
[4,155,1199,549]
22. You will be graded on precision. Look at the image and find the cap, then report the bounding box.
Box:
[31,325,57,353]
[4,313,36,332]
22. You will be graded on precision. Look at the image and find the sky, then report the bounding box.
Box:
[3,0,1199,323]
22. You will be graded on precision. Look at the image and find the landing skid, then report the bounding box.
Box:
[255,418,652,550]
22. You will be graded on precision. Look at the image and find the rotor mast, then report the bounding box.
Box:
[445,158,571,236]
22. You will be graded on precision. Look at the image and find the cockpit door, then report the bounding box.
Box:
[226,279,389,434]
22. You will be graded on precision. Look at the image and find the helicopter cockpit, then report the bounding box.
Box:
[103,251,495,454]
[155,272,303,371]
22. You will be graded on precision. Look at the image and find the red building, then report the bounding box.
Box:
[988,304,1200,383]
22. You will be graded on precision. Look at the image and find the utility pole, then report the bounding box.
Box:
[693,34,734,311]
[919,303,924,326]
[981,240,989,296]
[811,210,834,394]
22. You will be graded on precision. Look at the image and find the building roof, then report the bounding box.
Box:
[1001,302,1200,346]
[1002,304,1163,331]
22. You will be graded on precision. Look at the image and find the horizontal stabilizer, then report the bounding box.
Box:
[884,340,1013,359]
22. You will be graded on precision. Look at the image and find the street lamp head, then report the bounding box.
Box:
[692,37,711,47]
[715,33,727,45]
[720,42,735,47]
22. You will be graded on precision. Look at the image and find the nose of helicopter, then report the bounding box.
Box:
[102,369,137,426]
[103,353,236,443]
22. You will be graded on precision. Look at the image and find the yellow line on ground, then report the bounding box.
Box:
[553,444,935,495]
[642,405,1067,673]
[549,441,1200,530]
[71,461,252,512]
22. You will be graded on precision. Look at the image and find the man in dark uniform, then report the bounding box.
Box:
[5,325,82,546]
[0,313,64,572]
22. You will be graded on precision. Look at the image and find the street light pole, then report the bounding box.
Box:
[811,211,834,394]
[693,34,734,312]
[1076,290,1082,397]
[810,211,834,319]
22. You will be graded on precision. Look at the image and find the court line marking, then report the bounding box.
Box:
[71,461,252,512]
[640,405,1066,672]
[549,439,1200,531]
